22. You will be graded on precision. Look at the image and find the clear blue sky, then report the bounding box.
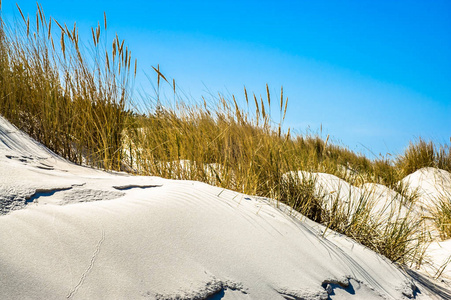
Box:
[3,1,450,157]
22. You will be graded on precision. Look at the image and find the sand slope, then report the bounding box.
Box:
[0,116,446,299]
[401,167,451,211]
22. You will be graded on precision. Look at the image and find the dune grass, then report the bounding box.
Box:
[432,190,451,240]
[397,138,451,177]
[1,4,450,269]
[0,3,135,169]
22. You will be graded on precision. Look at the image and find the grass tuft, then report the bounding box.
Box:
[397,138,451,177]
[0,3,134,170]
[432,190,451,240]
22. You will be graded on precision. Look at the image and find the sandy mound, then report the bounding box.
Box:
[401,167,451,211]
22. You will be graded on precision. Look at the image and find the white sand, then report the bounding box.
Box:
[0,116,448,299]
[421,239,451,280]
[401,167,451,211]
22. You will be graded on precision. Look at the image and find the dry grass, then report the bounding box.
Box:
[397,138,451,177]
[0,3,135,169]
[432,190,451,240]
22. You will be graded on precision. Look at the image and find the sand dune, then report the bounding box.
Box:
[0,116,449,299]
[401,168,451,211]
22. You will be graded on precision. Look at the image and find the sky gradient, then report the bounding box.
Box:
[3,1,450,157]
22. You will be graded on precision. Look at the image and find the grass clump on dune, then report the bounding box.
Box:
[0,3,135,170]
[397,138,451,177]
[432,190,451,240]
